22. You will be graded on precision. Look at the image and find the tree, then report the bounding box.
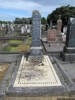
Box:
[41,17,47,25]
[0,21,11,24]
[14,17,32,24]
[14,17,47,25]
[47,5,75,27]
[14,18,23,24]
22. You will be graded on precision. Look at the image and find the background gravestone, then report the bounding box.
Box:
[66,18,75,48]
[48,29,56,42]
[57,15,62,34]
[63,17,75,62]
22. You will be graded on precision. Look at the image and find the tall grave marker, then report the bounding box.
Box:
[30,10,42,62]
[57,15,62,34]
[63,17,75,62]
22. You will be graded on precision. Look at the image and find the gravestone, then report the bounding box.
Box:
[31,10,41,47]
[21,25,25,34]
[48,29,56,42]
[30,10,42,62]
[57,15,62,34]
[63,26,67,34]
[65,18,75,48]
[27,24,31,33]
[50,21,52,29]
[62,17,75,62]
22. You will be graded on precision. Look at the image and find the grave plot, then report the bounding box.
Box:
[1,38,32,52]
[14,55,62,87]
[0,30,6,36]
[0,40,9,50]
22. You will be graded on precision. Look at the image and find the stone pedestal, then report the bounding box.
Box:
[30,46,43,62]
[62,53,75,62]
[30,47,42,55]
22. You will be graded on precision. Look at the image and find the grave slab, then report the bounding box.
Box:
[14,55,62,87]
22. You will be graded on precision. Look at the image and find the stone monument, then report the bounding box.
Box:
[50,21,52,29]
[56,15,62,42]
[62,17,75,62]
[57,15,62,34]
[30,10,42,62]
[48,29,56,42]
[6,11,62,97]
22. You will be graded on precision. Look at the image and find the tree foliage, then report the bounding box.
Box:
[0,21,11,24]
[14,17,47,25]
[47,5,75,27]
[41,17,47,24]
[14,17,32,24]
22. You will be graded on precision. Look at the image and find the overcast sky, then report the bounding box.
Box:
[0,0,75,21]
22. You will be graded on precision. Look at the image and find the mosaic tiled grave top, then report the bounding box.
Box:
[14,55,62,87]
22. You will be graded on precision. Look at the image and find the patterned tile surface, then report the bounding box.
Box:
[14,55,62,87]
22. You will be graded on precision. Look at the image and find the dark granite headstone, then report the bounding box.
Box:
[65,17,75,53]
[62,17,75,62]
[31,10,41,47]
[30,10,42,56]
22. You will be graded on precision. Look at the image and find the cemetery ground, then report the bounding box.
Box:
[0,37,75,100]
[0,19,75,99]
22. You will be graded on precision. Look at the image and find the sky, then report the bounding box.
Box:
[0,0,75,21]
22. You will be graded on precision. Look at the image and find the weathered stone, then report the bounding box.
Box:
[48,29,56,42]
[30,10,42,57]
[57,15,62,34]
[31,10,41,47]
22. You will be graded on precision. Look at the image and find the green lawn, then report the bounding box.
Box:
[3,38,32,52]
[9,40,23,44]
[27,37,32,44]
[3,44,30,52]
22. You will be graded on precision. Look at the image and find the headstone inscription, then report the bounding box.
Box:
[63,17,75,62]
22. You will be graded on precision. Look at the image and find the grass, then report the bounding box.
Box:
[4,44,30,52]
[3,37,32,52]
[9,40,23,44]
[27,37,32,44]
[17,44,30,52]
[4,46,17,51]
